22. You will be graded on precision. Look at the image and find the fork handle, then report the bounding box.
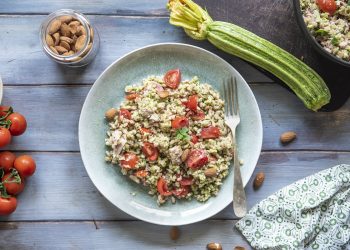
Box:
[231,129,247,218]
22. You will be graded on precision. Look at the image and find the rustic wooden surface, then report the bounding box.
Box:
[0,0,349,249]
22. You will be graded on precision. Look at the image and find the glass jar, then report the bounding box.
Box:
[40,9,99,67]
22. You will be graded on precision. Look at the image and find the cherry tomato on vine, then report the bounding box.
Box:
[2,173,24,195]
[6,113,27,136]
[0,128,11,148]
[14,155,36,178]
[0,151,16,172]
[0,106,11,117]
[0,196,17,215]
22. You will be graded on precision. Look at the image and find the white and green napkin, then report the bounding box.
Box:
[236,164,350,249]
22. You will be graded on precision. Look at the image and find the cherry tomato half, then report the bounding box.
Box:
[0,128,11,148]
[7,112,27,136]
[179,177,194,186]
[0,151,16,173]
[142,142,159,161]
[172,186,189,198]
[125,93,140,101]
[191,135,199,144]
[164,69,181,89]
[171,116,189,129]
[119,109,131,120]
[317,0,337,15]
[186,95,198,111]
[0,196,17,215]
[200,126,221,139]
[186,149,209,169]
[135,170,148,178]
[191,110,205,121]
[120,153,138,169]
[14,155,36,178]
[157,177,172,196]
[2,173,24,195]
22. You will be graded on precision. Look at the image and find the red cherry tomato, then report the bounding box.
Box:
[164,69,181,89]
[2,173,24,195]
[0,151,16,173]
[191,135,199,144]
[191,110,205,121]
[125,93,140,101]
[135,170,148,178]
[119,109,131,120]
[13,155,36,178]
[0,128,11,148]
[200,126,221,139]
[0,196,17,215]
[6,113,27,136]
[140,128,152,134]
[179,177,194,186]
[142,142,159,161]
[317,0,337,15]
[186,95,198,111]
[120,153,138,169]
[157,177,172,196]
[186,149,209,169]
[0,106,11,117]
[171,116,189,129]
[173,186,189,198]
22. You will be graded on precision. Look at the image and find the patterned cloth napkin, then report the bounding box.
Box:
[236,164,350,249]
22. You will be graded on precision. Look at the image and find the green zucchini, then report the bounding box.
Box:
[167,0,331,111]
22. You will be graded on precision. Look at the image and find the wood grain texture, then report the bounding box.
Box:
[2,84,349,152]
[0,15,271,85]
[1,151,348,221]
[0,220,252,250]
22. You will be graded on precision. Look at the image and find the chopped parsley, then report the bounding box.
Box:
[176,128,190,140]
[331,37,339,46]
[314,29,329,36]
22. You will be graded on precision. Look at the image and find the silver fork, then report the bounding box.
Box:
[223,77,247,218]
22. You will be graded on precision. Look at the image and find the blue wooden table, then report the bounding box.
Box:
[0,0,349,249]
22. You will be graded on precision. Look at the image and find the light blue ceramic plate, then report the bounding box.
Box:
[79,43,262,225]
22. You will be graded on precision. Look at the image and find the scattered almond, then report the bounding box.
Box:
[58,15,73,24]
[158,90,169,98]
[50,46,58,54]
[169,226,180,241]
[48,19,61,34]
[75,35,86,52]
[45,34,54,47]
[280,131,297,144]
[52,32,60,46]
[234,246,246,250]
[253,172,265,190]
[207,242,222,250]
[181,149,190,162]
[105,108,118,121]
[204,167,217,177]
[59,41,70,51]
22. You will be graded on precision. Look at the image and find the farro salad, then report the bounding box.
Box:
[105,69,233,205]
[301,0,350,61]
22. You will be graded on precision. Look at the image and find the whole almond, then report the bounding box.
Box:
[204,167,217,177]
[105,108,118,121]
[75,35,86,52]
[60,23,71,37]
[49,46,58,54]
[48,19,61,34]
[55,45,68,54]
[46,34,54,47]
[63,50,75,56]
[234,247,246,250]
[76,25,86,36]
[181,149,190,162]
[59,41,70,51]
[158,90,169,98]
[68,21,80,34]
[207,243,222,250]
[253,172,265,190]
[58,15,73,24]
[280,131,297,144]
[52,32,60,46]
[169,226,180,241]
[60,36,74,44]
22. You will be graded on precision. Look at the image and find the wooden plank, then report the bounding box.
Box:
[0,15,271,85]
[2,84,349,152]
[0,220,252,250]
[1,151,348,221]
